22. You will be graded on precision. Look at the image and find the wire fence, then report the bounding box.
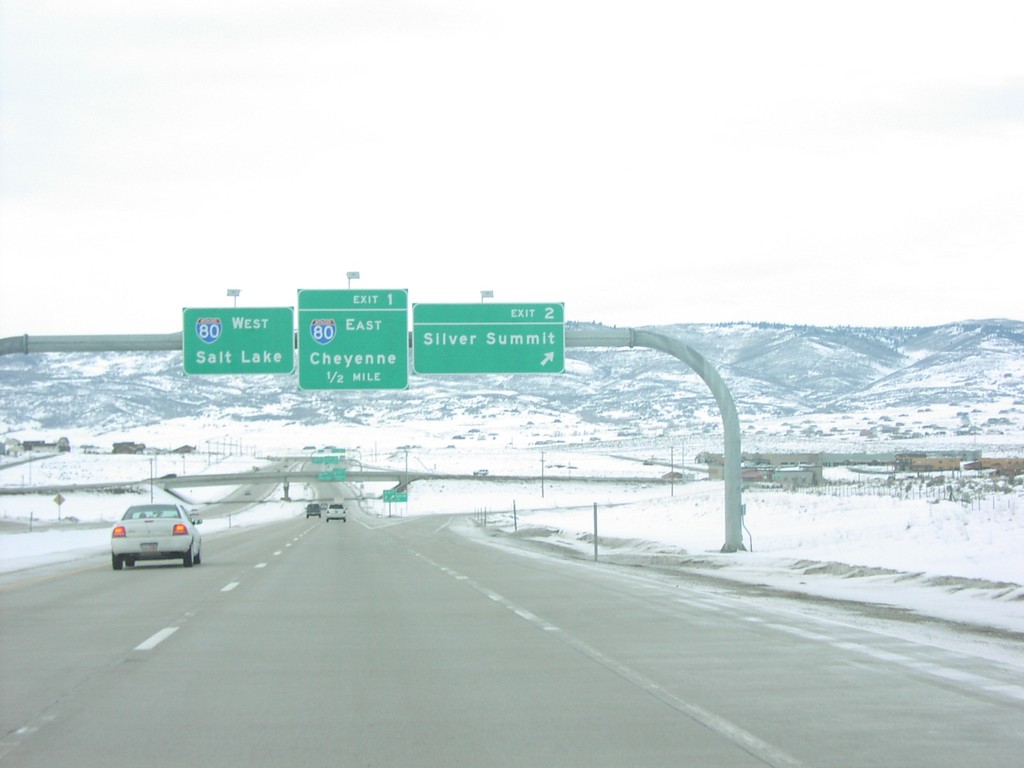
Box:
[756,472,1021,513]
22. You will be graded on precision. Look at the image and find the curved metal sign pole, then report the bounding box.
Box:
[566,326,744,553]
[0,333,183,355]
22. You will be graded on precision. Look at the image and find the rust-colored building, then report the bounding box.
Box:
[964,458,1024,477]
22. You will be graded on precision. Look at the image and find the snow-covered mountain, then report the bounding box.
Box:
[2,320,1022,444]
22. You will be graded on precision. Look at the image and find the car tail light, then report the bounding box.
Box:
[112,526,127,538]
[172,523,188,535]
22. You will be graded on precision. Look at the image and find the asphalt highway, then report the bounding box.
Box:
[1,509,1022,767]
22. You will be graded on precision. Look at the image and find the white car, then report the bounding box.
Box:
[111,503,202,570]
[325,502,347,522]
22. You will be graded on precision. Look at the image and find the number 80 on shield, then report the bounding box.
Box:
[310,318,336,345]
[195,317,222,344]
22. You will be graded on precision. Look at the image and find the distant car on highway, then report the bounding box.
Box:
[111,503,202,570]
[326,502,347,522]
[306,502,322,518]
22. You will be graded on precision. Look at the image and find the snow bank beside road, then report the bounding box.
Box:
[399,478,1023,585]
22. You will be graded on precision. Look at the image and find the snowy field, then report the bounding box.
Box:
[2,424,1023,636]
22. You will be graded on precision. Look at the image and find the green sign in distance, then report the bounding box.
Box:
[412,303,565,374]
[297,289,409,390]
[182,307,295,375]
[383,489,408,503]
[312,454,340,465]
[317,468,348,481]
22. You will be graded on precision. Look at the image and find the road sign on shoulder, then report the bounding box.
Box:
[412,303,565,374]
[182,307,295,375]
[297,289,409,390]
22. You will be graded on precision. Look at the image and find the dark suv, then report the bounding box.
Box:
[305,502,322,518]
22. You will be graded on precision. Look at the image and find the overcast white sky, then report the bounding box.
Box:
[1,0,1022,337]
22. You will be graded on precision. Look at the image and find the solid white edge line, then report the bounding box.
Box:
[414,551,808,768]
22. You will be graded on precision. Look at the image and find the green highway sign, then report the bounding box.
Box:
[412,303,565,374]
[312,454,340,465]
[297,289,409,390]
[383,489,408,503]
[317,468,348,481]
[182,307,295,375]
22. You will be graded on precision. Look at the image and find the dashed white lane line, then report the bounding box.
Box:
[134,627,179,651]
[221,582,240,592]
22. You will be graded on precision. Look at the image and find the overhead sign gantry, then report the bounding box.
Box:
[3,306,745,552]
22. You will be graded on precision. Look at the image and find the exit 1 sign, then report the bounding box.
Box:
[297,289,409,390]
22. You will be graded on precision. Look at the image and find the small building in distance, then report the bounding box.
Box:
[12,437,71,453]
[965,458,1024,478]
[113,442,146,454]
[894,453,961,473]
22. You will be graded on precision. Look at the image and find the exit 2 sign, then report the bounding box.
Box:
[412,303,564,374]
